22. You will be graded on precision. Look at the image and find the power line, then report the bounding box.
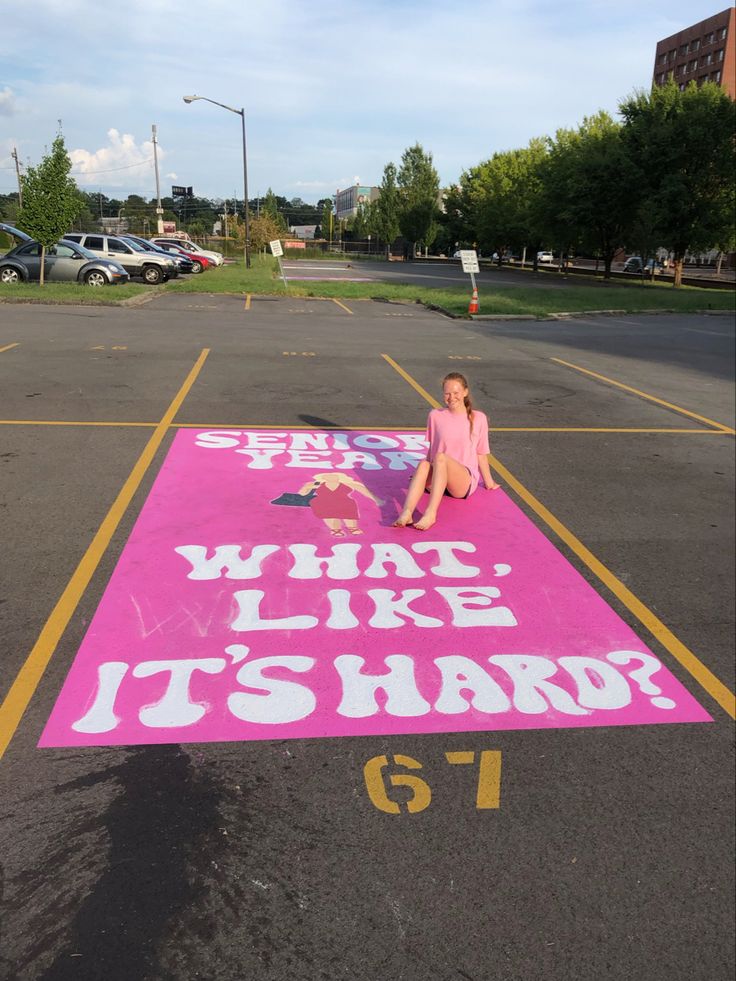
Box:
[70,159,154,176]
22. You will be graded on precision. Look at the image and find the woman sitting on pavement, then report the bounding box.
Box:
[393,371,500,531]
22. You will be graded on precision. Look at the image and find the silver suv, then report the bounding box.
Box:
[63,233,177,284]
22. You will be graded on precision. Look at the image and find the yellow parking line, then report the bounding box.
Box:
[382,354,441,408]
[0,343,19,354]
[0,348,211,762]
[332,298,353,315]
[244,293,252,311]
[552,357,735,434]
[490,427,727,434]
[382,354,736,720]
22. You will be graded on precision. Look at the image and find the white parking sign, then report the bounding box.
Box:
[459,249,479,274]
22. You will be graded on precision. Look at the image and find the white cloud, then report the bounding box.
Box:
[166,172,178,179]
[68,128,163,188]
[0,87,16,116]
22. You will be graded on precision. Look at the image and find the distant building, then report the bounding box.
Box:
[99,217,129,234]
[334,184,380,220]
[289,224,317,239]
[652,7,735,98]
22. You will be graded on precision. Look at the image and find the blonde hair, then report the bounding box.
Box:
[443,372,474,436]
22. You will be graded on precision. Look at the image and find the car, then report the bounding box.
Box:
[62,232,176,284]
[0,238,129,286]
[623,256,662,274]
[148,239,210,273]
[0,221,32,248]
[150,236,223,267]
[121,234,195,274]
[537,251,554,264]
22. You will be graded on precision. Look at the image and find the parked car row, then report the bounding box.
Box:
[0,222,224,287]
[0,227,130,286]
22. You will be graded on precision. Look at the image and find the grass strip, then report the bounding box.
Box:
[1,255,733,317]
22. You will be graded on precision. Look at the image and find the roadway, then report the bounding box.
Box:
[282,256,735,290]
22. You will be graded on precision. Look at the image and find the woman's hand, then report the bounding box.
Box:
[485,481,501,491]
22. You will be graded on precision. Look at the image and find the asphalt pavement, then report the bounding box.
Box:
[0,297,734,981]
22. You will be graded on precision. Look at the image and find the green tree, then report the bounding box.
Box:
[445,138,547,264]
[262,188,288,232]
[539,113,637,277]
[620,80,736,286]
[234,213,282,252]
[351,203,370,240]
[369,162,401,254]
[18,134,82,285]
[438,181,474,253]
[397,144,440,258]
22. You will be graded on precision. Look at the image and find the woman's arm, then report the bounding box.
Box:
[297,480,319,494]
[478,453,500,490]
[425,410,435,461]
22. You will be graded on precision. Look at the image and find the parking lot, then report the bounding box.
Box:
[0,296,734,981]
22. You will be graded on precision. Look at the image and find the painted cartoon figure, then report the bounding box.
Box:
[394,371,500,531]
[298,471,383,536]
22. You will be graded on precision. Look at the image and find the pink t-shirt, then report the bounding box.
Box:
[425,408,491,494]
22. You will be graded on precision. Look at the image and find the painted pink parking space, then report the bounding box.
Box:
[39,429,710,747]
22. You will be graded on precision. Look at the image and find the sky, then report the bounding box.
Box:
[0,0,731,204]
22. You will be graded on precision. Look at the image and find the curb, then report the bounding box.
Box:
[421,301,462,319]
[0,296,129,307]
[469,308,734,322]
[119,287,166,307]
[0,287,164,308]
[470,313,537,321]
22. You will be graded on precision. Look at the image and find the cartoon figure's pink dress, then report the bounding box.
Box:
[309,483,359,520]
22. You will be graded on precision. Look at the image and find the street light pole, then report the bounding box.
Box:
[240,109,250,269]
[183,94,251,268]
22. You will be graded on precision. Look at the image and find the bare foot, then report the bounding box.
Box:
[414,512,436,531]
[330,529,345,536]
[392,510,414,528]
[349,527,363,535]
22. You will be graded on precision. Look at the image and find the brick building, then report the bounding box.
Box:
[652,6,736,98]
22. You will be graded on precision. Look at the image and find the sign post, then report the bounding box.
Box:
[459,249,480,313]
[270,239,287,288]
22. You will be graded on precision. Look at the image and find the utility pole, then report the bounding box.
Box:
[11,147,23,208]
[223,200,228,240]
[152,124,164,233]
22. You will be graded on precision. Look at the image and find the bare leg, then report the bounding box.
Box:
[345,519,362,535]
[415,453,471,531]
[393,460,431,526]
[323,518,344,536]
